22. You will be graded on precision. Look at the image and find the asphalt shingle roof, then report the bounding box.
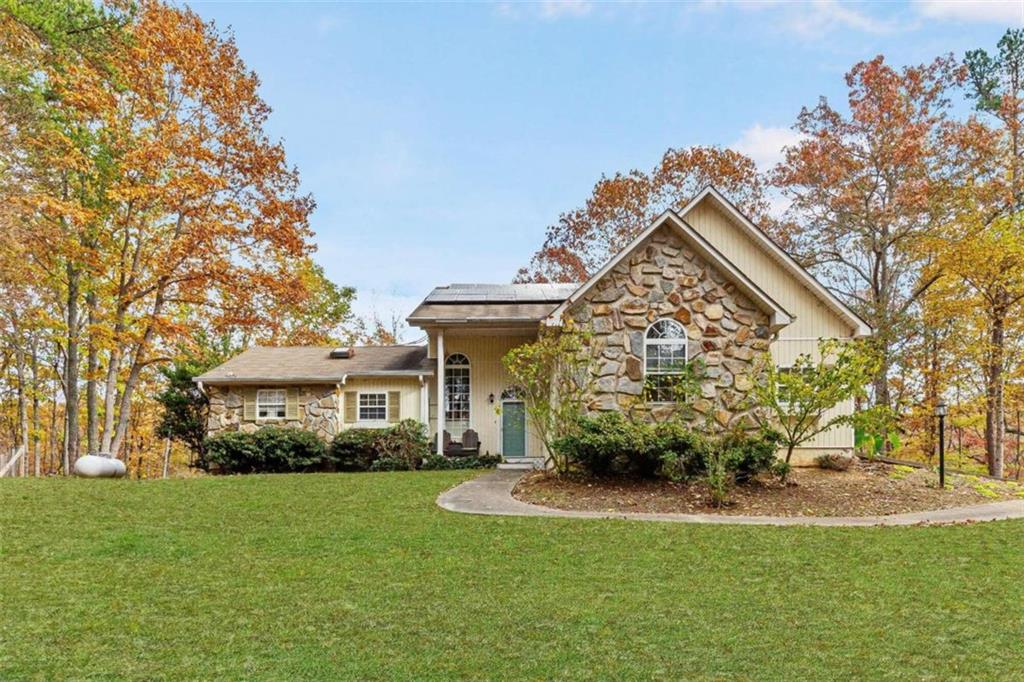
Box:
[194,345,431,384]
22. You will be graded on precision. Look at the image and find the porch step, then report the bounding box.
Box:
[498,457,544,471]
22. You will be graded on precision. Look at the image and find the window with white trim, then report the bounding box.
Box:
[776,368,813,415]
[644,319,688,403]
[358,392,388,422]
[257,389,287,420]
[444,353,471,433]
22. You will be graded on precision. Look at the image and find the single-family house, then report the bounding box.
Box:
[196,187,871,466]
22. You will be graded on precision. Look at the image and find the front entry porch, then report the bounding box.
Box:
[427,328,544,462]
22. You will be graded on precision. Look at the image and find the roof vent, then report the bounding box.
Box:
[329,347,354,359]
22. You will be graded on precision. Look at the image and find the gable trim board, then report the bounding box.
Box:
[546,209,793,331]
[678,186,872,338]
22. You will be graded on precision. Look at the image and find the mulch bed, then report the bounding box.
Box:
[513,459,1024,517]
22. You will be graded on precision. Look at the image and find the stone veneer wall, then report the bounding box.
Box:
[206,385,340,440]
[568,224,772,430]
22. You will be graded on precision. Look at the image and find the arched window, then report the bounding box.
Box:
[644,319,688,403]
[444,353,471,433]
[500,386,523,402]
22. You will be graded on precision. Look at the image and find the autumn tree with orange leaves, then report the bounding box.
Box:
[772,55,962,421]
[0,0,355,470]
[516,146,776,283]
[918,29,1024,477]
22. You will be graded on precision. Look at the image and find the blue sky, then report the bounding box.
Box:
[188,0,1021,338]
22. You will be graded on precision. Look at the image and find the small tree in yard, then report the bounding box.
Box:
[155,340,233,469]
[750,339,880,474]
[503,325,595,474]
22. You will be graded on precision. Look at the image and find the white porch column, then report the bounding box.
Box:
[436,329,445,455]
[419,376,429,428]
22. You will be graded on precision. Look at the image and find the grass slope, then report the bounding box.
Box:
[2,472,1022,679]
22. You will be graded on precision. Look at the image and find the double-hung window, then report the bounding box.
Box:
[358,392,388,422]
[256,389,287,420]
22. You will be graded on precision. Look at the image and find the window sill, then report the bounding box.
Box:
[351,421,390,429]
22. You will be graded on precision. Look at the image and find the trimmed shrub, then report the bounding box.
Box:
[204,427,330,474]
[329,419,430,472]
[554,413,707,479]
[329,427,382,472]
[700,428,786,506]
[721,428,784,483]
[653,421,710,482]
[553,412,656,477]
[553,413,784,497]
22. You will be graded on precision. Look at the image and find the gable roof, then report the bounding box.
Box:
[678,186,872,337]
[545,209,794,331]
[194,345,432,385]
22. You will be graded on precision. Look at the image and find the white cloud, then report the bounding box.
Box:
[693,0,897,37]
[782,0,897,36]
[733,123,803,171]
[495,0,593,21]
[914,0,1023,24]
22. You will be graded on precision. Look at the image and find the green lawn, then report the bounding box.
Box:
[2,472,1023,680]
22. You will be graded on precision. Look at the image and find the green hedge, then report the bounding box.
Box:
[204,427,330,474]
[553,412,708,479]
[203,420,501,475]
[330,420,499,472]
[330,419,430,471]
[553,412,783,485]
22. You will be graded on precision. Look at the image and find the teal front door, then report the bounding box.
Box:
[502,401,526,457]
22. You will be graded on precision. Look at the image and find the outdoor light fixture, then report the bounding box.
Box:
[488,393,495,404]
[935,402,947,489]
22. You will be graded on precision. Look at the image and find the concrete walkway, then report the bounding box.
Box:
[437,470,1024,527]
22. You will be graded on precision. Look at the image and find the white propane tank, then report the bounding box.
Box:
[73,453,127,478]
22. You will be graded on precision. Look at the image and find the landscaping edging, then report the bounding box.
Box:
[437,470,1024,527]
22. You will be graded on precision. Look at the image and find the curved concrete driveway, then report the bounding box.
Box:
[437,470,1024,527]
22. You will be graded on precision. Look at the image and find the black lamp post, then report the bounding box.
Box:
[935,402,947,489]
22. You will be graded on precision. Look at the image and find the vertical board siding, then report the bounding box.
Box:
[683,202,852,340]
[340,377,423,429]
[685,201,855,451]
[428,333,541,457]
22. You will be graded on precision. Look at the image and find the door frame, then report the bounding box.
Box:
[500,399,527,458]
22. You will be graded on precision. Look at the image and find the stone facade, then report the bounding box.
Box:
[569,224,771,430]
[206,384,340,440]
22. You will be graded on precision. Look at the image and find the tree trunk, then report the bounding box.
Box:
[48,377,58,475]
[985,310,1006,478]
[162,438,171,479]
[31,343,40,476]
[64,261,81,471]
[99,306,128,453]
[922,332,939,462]
[110,284,169,458]
[872,350,892,453]
[86,292,99,454]
[99,347,121,453]
[14,347,29,476]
